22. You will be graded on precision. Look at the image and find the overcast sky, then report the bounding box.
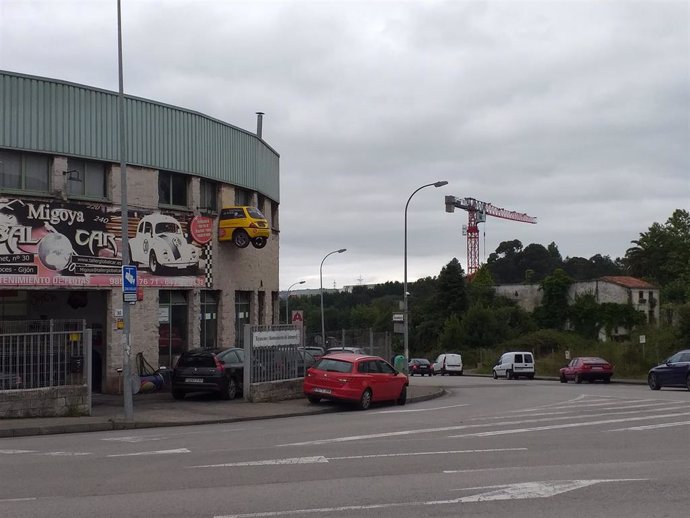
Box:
[1,0,688,290]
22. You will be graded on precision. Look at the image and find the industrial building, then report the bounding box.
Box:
[0,70,280,394]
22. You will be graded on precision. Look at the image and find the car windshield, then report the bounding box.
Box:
[156,222,181,234]
[314,358,353,373]
[247,208,265,219]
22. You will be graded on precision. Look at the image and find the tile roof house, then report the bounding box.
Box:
[495,276,659,340]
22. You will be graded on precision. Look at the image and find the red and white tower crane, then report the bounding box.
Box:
[444,195,537,275]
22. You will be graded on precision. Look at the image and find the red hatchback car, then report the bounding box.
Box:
[303,353,408,410]
[560,357,614,384]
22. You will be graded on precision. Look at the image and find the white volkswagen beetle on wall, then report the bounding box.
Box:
[129,214,200,274]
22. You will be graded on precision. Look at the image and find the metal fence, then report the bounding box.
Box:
[0,320,88,390]
[244,324,305,385]
[305,329,392,360]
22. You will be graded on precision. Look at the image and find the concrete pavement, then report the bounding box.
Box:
[0,384,445,438]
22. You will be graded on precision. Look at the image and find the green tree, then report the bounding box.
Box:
[438,314,463,351]
[459,304,502,347]
[435,258,468,319]
[625,209,690,291]
[568,294,601,340]
[534,268,573,329]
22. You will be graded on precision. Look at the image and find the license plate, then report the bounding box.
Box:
[185,378,203,383]
[313,387,331,394]
[592,367,603,370]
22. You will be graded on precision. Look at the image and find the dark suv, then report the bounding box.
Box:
[171,348,244,400]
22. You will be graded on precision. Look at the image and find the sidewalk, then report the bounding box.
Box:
[0,384,445,438]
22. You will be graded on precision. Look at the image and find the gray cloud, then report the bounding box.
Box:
[1,0,687,289]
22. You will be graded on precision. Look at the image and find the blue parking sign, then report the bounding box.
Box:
[122,265,137,293]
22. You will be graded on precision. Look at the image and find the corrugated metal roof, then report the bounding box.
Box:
[0,70,280,201]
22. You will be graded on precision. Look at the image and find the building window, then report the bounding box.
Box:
[66,158,107,198]
[638,291,645,303]
[159,171,188,207]
[159,290,188,368]
[199,179,217,213]
[235,188,252,206]
[235,291,251,348]
[0,149,50,192]
[200,291,218,349]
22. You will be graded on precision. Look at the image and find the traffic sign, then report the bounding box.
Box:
[122,265,137,294]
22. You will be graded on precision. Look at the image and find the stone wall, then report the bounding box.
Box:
[248,379,303,403]
[0,386,89,418]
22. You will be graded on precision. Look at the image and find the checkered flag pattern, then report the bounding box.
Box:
[203,243,213,287]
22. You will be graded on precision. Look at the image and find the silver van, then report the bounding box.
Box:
[493,351,535,380]
[432,353,463,376]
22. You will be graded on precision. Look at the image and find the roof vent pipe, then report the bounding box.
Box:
[256,112,264,139]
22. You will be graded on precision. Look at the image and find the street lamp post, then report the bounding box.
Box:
[320,249,347,348]
[285,280,306,324]
[404,181,448,363]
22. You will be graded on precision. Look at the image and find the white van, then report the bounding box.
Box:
[493,352,535,380]
[432,353,463,376]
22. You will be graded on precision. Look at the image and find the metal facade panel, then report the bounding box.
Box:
[0,71,279,201]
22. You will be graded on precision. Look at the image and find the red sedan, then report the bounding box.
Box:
[560,357,614,384]
[303,353,408,410]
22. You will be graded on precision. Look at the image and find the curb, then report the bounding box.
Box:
[0,387,447,438]
[463,372,648,385]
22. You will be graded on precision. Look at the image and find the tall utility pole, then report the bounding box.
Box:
[117,0,133,420]
[403,181,448,362]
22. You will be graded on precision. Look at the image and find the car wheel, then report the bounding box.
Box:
[232,229,250,248]
[686,374,690,392]
[149,252,160,274]
[172,389,185,400]
[358,388,372,410]
[251,236,267,249]
[493,370,498,380]
[506,370,513,380]
[575,373,582,384]
[397,386,407,406]
[648,373,660,390]
[459,370,463,376]
[222,378,238,400]
[560,374,567,383]
[528,374,535,380]
[307,395,321,404]
[127,244,135,265]
[603,376,611,384]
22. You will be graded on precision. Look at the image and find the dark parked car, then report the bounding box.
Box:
[171,348,244,400]
[408,358,432,376]
[648,349,690,391]
[560,357,613,384]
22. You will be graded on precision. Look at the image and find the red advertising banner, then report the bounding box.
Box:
[0,198,212,288]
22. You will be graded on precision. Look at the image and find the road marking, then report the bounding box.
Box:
[374,403,469,414]
[0,497,37,502]
[40,452,92,456]
[101,435,164,443]
[213,479,645,517]
[452,479,647,502]
[0,449,36,454]
[107,448,190,457]
[193,456,329,468]
[329,448,527,460]
[609,420,690,431]
[280,407,689,446]
[449,411,690,437]
[192,448,526,469]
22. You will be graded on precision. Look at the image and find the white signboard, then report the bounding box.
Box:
[253,329,301,347]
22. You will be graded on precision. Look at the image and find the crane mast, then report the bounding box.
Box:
[445,196,537,275]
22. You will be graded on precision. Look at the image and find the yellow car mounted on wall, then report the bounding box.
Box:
[218,206,270,248]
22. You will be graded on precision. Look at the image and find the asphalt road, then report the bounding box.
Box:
[1,375,689,518]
